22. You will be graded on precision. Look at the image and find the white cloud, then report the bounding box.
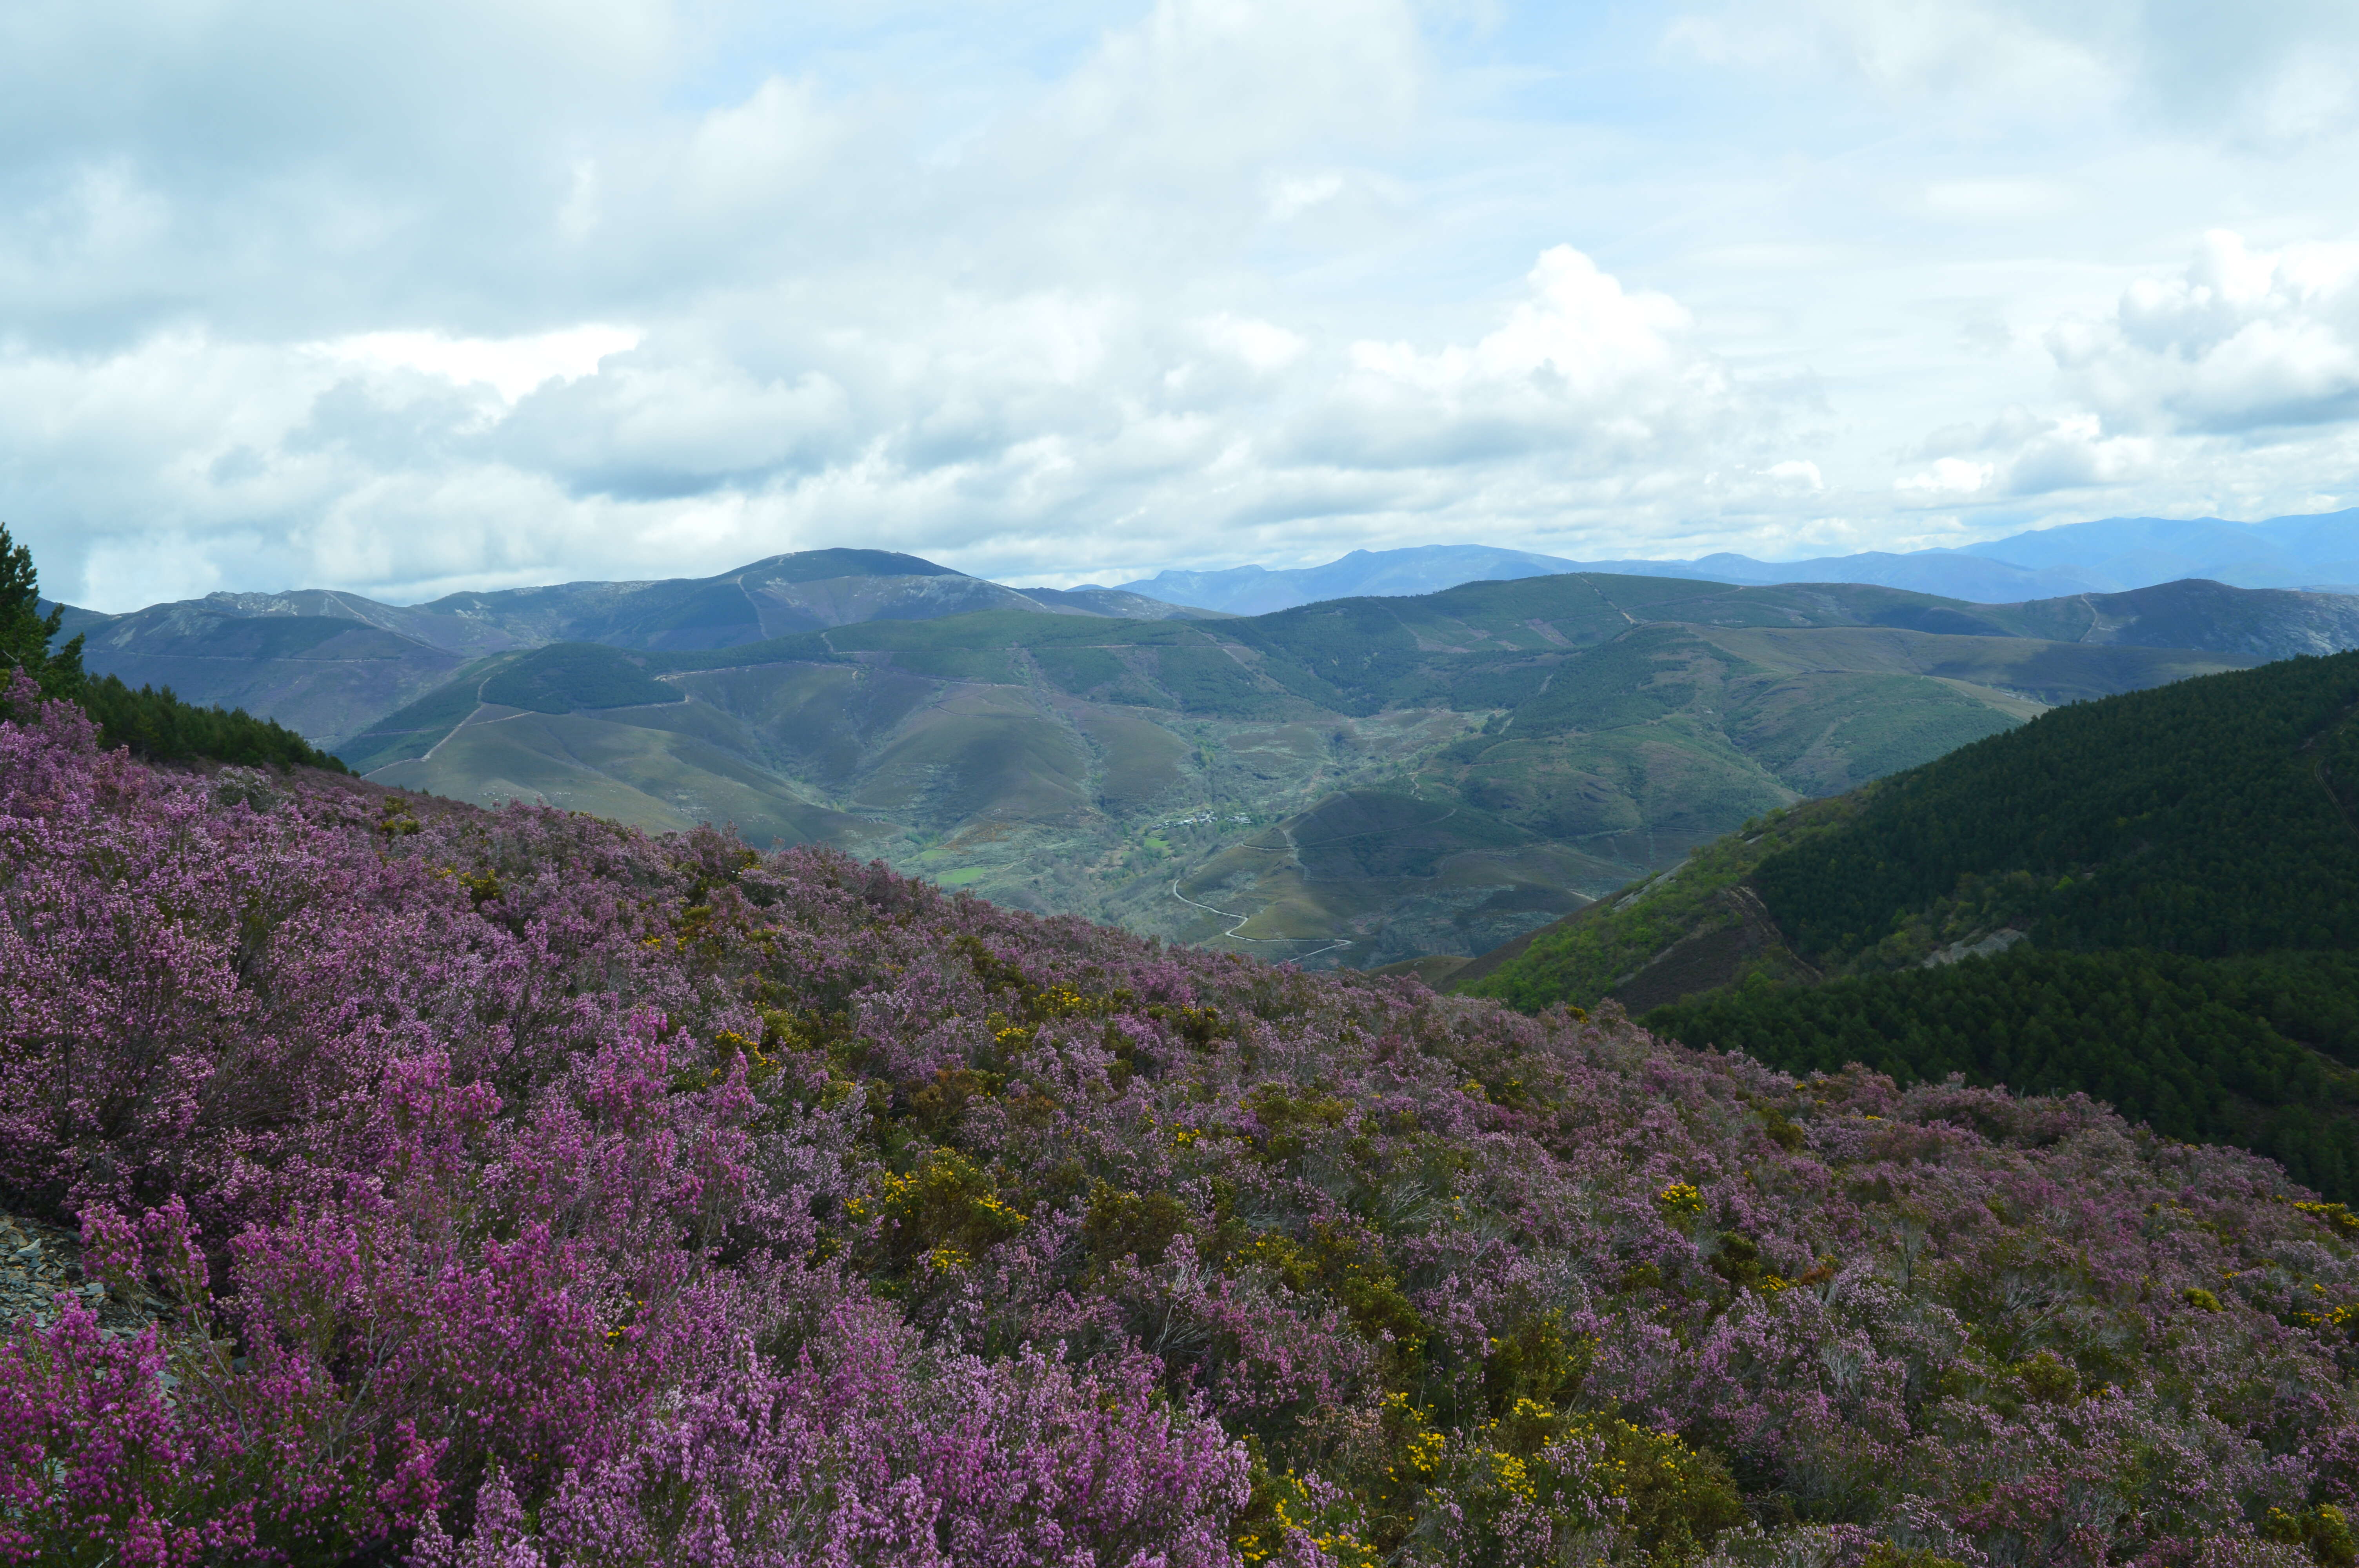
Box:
[2048,230,2359,433]
[1349,246,1693,397]
[2001,418,2155,494]
[1895,456,1996,499]
[80,532,229,610]
[10,0,2359,610]
[314,325,642,404]
[1302,246,1729,468]
[1200,313,1308,372]
[497,355,855,495]
[677,76,838,217]
[1903,406,2156,498]
[1266,172,1346,221]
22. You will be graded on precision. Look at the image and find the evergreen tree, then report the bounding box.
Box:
[0,520,86,701]
[0,522,345,771]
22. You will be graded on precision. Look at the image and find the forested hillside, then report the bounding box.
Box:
[12,677,2359,1564]
[1652,949,2359,1198]
[1466,651,2359,1197]
[1748,650,2359,964]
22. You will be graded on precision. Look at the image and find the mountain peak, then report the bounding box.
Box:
[731,548,965,583]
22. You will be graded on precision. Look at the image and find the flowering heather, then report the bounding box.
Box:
[5,673,2359,1568]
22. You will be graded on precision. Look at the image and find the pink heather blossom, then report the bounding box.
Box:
[4,672,2357,1566]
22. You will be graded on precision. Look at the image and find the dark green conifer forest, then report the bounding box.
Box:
[1650,948,2359,1198]
[1617,652,2359,1196]
[1751,650,2359,962]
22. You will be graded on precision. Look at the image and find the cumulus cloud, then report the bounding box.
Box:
[1900,407,2156,501]
[2049,230,2359,434]
[1298,246,1728,467]
[316,326,641,405]
[11,0,2359,610]
[1199,314,1308,373]
[1895,456,1996,501]
[1764,459,1825,490]
[1348,247,1696,399]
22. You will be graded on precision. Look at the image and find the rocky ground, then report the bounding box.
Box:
[0,1210,171,1336]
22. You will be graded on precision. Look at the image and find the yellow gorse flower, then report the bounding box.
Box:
[1656,1181,1705,1219]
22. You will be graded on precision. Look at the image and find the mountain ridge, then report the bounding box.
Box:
[1113,506,2359,614]
[47,550,1223,748]
[324,571,2279,972]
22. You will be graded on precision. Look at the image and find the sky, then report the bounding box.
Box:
[7,0,2359,612]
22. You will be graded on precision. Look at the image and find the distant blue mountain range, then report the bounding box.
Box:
[1108,510,2359,613]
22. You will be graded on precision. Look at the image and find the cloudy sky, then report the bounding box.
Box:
[9,0,2359,611]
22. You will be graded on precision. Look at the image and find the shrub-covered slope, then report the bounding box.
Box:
[12,677,2359,1564]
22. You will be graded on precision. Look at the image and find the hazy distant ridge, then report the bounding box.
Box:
[1114,508,2359,613]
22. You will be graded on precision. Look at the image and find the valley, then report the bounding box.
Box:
[323,566,2272,968]
[57,545,2359,971]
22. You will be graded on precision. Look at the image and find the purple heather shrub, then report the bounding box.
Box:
[10,671,2359,1566]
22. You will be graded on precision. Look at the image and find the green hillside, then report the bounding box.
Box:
[1651,948,2359,1198]
[1464,651,2359,1197]
[332,572,2261,971]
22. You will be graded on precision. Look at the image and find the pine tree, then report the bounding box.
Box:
[0,523,345,771]
[0,520,85,701]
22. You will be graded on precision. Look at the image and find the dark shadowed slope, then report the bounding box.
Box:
[1461,650,2359,1198]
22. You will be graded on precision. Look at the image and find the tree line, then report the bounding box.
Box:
[1,522,346,773]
